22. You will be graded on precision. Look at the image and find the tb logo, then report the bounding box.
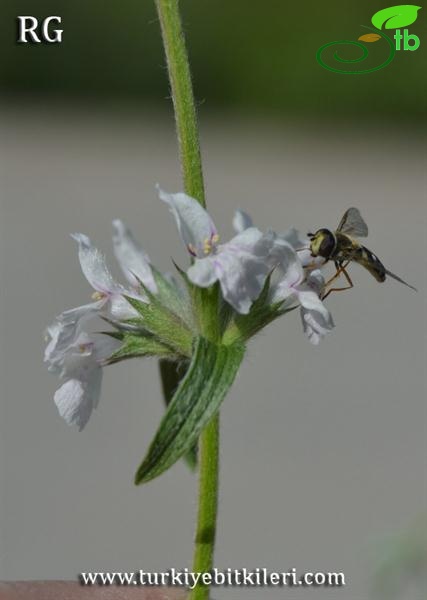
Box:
[17,16,63,43]
[394,29,420,49]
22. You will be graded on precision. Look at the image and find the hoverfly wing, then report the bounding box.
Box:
[385,269,417,291]
[337,208,368,238]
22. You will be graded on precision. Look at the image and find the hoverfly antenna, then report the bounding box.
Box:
[307,232,314,239]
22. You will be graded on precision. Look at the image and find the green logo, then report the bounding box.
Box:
[317,4,422,74]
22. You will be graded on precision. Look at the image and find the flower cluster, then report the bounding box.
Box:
[44,188,334,429]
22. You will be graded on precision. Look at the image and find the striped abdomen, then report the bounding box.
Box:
[353,246,386,282]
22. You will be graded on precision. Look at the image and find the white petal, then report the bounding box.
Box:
[229,226,264,249]
[61,332,119,377]
[109,293,141,319]
[157,186,218,257]
[60,335,98,378]
[270,282,296,304]
[44,301,102,373]
[187,257,218,288]
[214,229,272,314]
[297,272,330,319]
[112,220,157,293]
[267,231,295,259]
[270,249,304,303]
[54,334,114,429]
[300,285,335,344]
[272,240,303,280]
[71,233,120,294]
[54,369,102,431]
[306,269,326,295]
[233,209,253,233]
[297,289,329,314]
[301,306,334,345]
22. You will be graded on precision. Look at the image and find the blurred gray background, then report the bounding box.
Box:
[0,106,425,600]
[1,0,427,598]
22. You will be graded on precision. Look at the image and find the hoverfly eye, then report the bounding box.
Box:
[319,234,336,257]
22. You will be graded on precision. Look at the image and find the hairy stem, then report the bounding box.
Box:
[155,0,205,207]
[189,414,219,600]
[155,2,219,598]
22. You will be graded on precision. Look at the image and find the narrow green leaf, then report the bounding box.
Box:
[159,358,197,471]
[371,5,421,30]
[101,315,149,335]
[135,337,245,484]
[99,330,124,341]
[107,333,175,364]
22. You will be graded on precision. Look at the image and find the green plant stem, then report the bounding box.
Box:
[190,413,219,600]
[155,0,205,207]
[155,2,219,598]
[155,0,219,342]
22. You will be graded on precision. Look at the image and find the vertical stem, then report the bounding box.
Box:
[155,2,218,598]
[190,414,219,600]
[155,0,205,207]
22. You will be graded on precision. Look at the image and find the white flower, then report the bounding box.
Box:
[44,303,99,374]
[45,233,144,374]
[46,225,158,428]
[53,332,119,430]
[158,187,282,314]
[231,210,332,343]
[71,232,142,320]
[272,258,334,345]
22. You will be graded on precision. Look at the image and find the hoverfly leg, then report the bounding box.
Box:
[322,265,354,300]
[324,260,349,288]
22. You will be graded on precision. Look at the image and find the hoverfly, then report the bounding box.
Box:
[307,208,416,299]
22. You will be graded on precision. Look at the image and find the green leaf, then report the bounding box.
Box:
[371,5,421,29]
[159,358,197,471]
[107,333,175,364]
[135,336,245,484]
